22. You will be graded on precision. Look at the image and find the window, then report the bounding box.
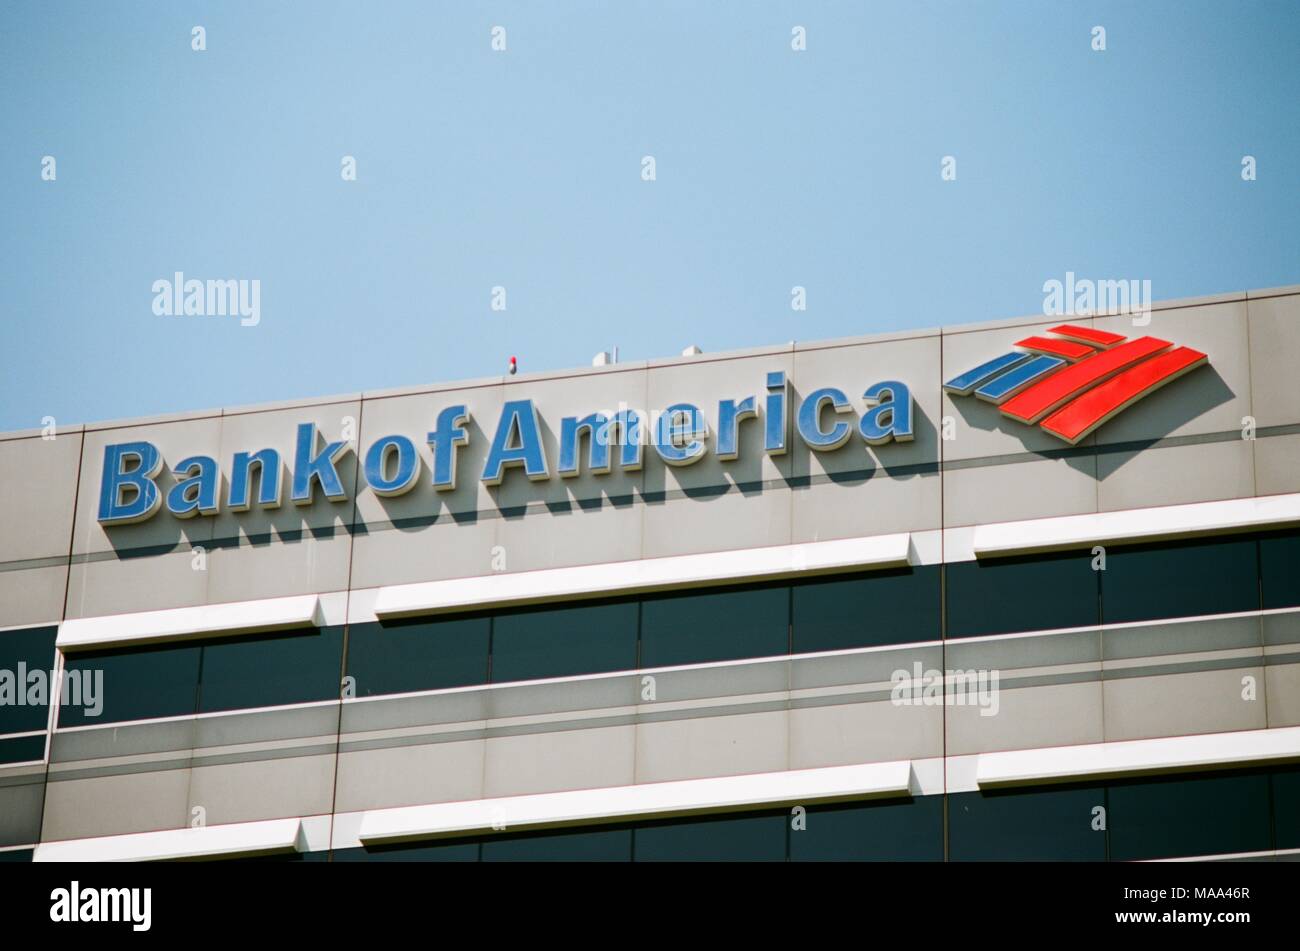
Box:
[792,567,941,653]
[946,551,1098,639]
[0,626,57,735]
[481,826,633,862]
[640,585,789,668]
[59,626,346,726]
[1102,536,1259,625]
[1259,529,1300,610]
[332,840,481,862]
[789,796,943,861]
[948,785,1106,861]
[60,640,201,727]
[1272,765,1300,850]
[491,601,638,683]
[632,810,787,861]
[345,616,489,697]
[197,626,345,714]
[1106,769,1271,861]
[0,734,45,766]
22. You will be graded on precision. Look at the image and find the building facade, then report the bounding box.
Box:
[3,285,1300,862]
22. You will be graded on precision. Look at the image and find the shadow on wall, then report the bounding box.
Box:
[105,459,358,557]
[330,394,941,522]
[947,365,1236,479]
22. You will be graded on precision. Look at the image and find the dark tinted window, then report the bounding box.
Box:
[491,601,638,683]
[0,734,45,766]
[0,626,57,734]
[1259,530,1300,610]
[346,616,489,697]
[60,641,201,726]
[332,840,480,862]
[1272,765,1300,850]
[198,626,344,713]
[1102,536,1259,625]
[949,785,1106,860]
[792,567,941,653]
[946,551,1098,638]
[790,796,943,861]
[481,826,633,861]
[0,849,33,863]
[640,586,788,668]
[1107,770,1271,861]
[633,810,786,861]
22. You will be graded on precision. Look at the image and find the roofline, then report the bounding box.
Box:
[3,282,1297,440]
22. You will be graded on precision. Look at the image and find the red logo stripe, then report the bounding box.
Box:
[1047,324,1127,347]
[1000,336,1173,424]
[1014,335,1096,360]
[1039,346,1208,444]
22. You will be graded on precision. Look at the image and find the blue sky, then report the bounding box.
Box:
[2,1,1297,431]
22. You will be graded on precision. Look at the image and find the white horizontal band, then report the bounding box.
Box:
[359,759,914,844]
[32,817,304,862]
[976,726,1300,788]
[374,533,912,619]
[57,594,323,651]
[973,492,1300,558]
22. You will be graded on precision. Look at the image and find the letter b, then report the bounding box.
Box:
[98,442,164,524]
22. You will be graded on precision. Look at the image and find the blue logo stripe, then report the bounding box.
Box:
[975,354,1066,403]
[942,351,1030,396]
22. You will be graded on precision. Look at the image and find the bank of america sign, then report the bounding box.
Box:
[943,324,1208,445]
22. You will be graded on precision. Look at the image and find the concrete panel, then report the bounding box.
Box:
[0,565,68,629]
[1103,614,1261,661]
[1265,663,1300,728]
[64,547,212,619]
[789,697,942,769]
[1254,433,1300,497]
[1096,439,1254,512]
[792,469,940,542]
[40,767,192,841]
[945,682,1104,756]
[187,753,337,826]
[481,723,635,798]
[204,532,351,605]
[944,454,1097,529]
[332,736,486,814]
[1102,667,1267,742]
[0,433,82,563]
[1246,293,1300,428]
[349,516,499,589]
[635,708,788,783]
[1092,300,1250,444]
[350,382,508,589]
[493,501,643,575]
[641,489,792,559]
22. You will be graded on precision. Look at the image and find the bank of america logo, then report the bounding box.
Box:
[944,325,1208,445]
